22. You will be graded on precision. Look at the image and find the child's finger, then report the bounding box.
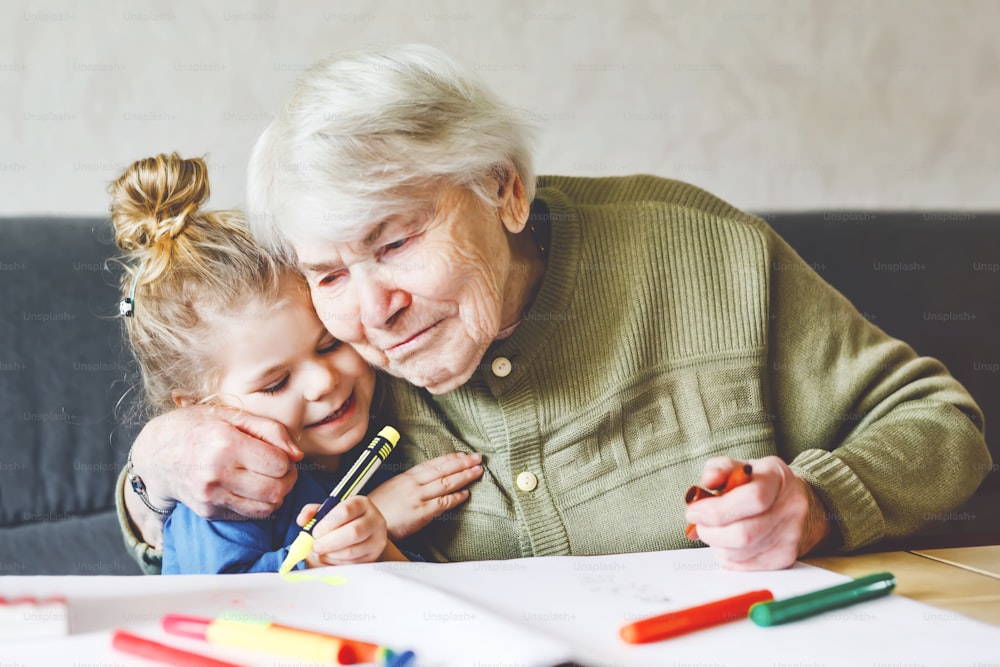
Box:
[296,503,320,527]
[311,496,372,533]
[311,539,385,566]
[311,518,372,553]
[424,488,471,515]
[311,505,385,557]
[404,452,483,484]
[418,464,484,500]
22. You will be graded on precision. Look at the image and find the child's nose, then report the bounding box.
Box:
[303,362,338,402]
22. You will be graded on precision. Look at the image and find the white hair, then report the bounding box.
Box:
[247,44,536,263]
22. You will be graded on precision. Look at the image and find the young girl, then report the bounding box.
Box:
[110,153,483,574]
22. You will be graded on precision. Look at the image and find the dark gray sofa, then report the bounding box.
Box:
[1,213,997,575]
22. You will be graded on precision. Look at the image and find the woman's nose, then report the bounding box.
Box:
[356,270,409,330]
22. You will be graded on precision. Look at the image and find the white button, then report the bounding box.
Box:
[491,356,512,377]
[516,471,538,492]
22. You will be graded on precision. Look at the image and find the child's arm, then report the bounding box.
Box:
[365,452,484,541]
[299,496,395,567]
[163,505,301,574]
[380,541,411,562]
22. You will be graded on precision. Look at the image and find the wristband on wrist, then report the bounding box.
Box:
[125,449,171,516]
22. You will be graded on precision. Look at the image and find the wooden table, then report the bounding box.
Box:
[805,545,1000,626]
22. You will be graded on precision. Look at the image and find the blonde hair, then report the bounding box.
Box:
[109,153,283,418]
[246,43,536,263]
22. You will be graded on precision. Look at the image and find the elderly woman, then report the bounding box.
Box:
[118,45,991,572]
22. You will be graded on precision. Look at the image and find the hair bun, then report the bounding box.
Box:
[109,153,210,252]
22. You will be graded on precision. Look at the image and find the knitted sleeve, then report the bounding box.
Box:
[760,220,992,550]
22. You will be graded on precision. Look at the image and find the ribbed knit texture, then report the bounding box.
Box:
[118,175,992,571]
[386,175,990,562]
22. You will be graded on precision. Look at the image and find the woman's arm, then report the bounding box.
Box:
[764,220,991,550]
[685,215,990,570]
[118,405,303,571]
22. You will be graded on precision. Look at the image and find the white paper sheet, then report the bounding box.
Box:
[2,548,998,666]
[383,549,1000,666]
[0,567,571,666]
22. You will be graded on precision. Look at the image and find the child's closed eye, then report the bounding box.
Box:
[318,337,343,355]
[261,373,290,394]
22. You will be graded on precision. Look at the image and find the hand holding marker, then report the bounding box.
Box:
[279,425,400,574]
[684,463,753,540]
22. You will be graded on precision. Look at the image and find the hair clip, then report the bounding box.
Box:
[119,267,141,317]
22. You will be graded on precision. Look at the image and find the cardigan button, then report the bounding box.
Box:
[516,471,538,492]
[491,356,512,377]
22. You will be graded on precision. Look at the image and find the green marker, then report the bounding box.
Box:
[749,572,896,626]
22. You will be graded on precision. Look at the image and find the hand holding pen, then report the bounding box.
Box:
[280,426,400,573]
[684,456,832,571]
[297,495,390,567]
[684,462,753,541]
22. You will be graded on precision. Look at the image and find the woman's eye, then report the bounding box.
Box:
[383,237,408,253]
[318,273,340,286]
[261,374,290,394]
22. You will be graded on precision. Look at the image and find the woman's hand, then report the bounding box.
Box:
[300,497,389,566]
[366,452,484,541]
[684,455,832,570]
[125,404,303,548]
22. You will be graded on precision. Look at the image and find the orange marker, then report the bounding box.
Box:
[620,589,774,644]
[684,464,753,540]
[718,463,753,493]
[684,485,714,504]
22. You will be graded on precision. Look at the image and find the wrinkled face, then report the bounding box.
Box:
[296,180,527,394]
[210,274,376,468]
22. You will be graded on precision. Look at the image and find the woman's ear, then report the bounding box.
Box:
[172,391,194,408]
[496,165,530,234]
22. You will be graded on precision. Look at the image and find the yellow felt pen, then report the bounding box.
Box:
[278,425,400,574]
[161,612,406,665]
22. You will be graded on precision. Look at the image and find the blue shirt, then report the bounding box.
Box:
[162,440,402,574]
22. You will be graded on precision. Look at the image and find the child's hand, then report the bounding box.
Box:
[296,496,388,567]
[367,452,484,541]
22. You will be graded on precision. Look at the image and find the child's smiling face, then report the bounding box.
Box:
[207,273,376,469]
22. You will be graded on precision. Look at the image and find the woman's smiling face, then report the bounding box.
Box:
[297,175,531,394]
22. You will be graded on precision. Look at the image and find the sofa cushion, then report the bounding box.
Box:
[0,218,141,572]
[0,513,142,575]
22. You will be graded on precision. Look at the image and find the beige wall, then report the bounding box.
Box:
[2,0,998,215]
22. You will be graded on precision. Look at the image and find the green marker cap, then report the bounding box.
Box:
[749,571,896,627]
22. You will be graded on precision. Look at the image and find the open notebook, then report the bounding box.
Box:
[2,548,998,666]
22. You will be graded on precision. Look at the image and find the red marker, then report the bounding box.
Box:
[111,629,243,667]
[684,463,753,540]
[620,589,774,644]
